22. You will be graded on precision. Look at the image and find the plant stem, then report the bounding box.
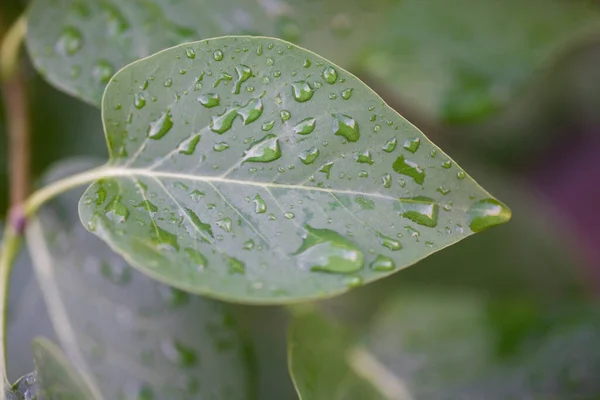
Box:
[0,225,22,388]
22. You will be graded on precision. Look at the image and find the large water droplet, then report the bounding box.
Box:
[244,134,281,163]
[134,93,146,109]
[319,162,333,179]
[216,218,233,233]
[233,65,252,94]
[280,110,291,121]
[393,155,425,184]
[398,196,439,227]
[104,196,129,223]
[341,88,353,100]
[291,81,314,102]
[210,107,238,134]
[253,194,267,214]
[299,147,320,165]
[185,48,196,59]
[370,254,396,271]
[148,111,173,139]
[294,225,364,273]
[238,98,263,124]
[184,208,213,242]
[354,150,374,165]
[177,134,201,155]
[382,138,397,153]
[213,50,224,61]
[333,114,359,142]
[378,233,402,251]
[162,340,197,367]
[294,117,316,135]
[403,138,420,153]
[468,199,511,232]
[57,26,83,55]
[213,142,229,152]
[322,66,338,84]
[262,120,275,131]
[198,92,220,108]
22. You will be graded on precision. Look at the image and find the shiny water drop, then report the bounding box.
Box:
[378,233,402,251]
[184,208,213,241]
[243,239,255,250]
[92,60,114,84]
[57,26,83,55]
[441,160,452,169]
[150,226,180,252]
[177,134,201,155]
[332,114,359,142]
[284,212,295,219]
[162,340,197,367]
[238,98,263,124]
[437,186,451,195]
[370,254,396,271]
[382,173,392,188]
[185,248,208,269]
[233,65,252,94]
[213,50,224,61]
[262,120,275,131]
[185,48,196,59]
[341,88,353,100]
[253,194,267,213]
[295,225,364,273]
[322,66,338,84]
[403,138,421,153]
[398,196,439,227]
[293,117,316,135]
[164,78,173,87]
[213,142,229,152]
[319,162,333,179]
[354,150,374,165]
[148,111,173,139]
[216,218,233,232]
[382,138,397,153]
[467,199,511,232]
[291,81,314,102]
[303,59,312,68]
[190,189,205,202]
[244,134,281,163]
[392,155,425,184]
[198,92,220,108]
[299,147,320,165]
[104,196,129,223]
[134,93,146,109]
[210,107,238,134]
[457,171,466,179]
[280,110,291,121]
[345,276,363,288]
[226,256,246,275]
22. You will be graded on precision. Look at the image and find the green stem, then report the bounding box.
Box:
[0,14,26,81]
[0,225,22,389]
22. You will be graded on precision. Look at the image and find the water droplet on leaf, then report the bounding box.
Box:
[398,196,439,227]
[291,81,314,102]
[468,199,511,232]
[198,92,220,108]
[393,155,425,184]
[322,66,338,84]
[294,117,316,135]
[370,254,396,271]
[332,114,359,142]
[148,111,173,139]
[299,147,320,165]
[244,134,281,163]
[403,138,421,153]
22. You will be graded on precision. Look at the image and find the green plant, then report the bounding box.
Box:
[4,0,600,399]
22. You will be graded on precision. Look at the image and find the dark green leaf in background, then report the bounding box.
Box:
[78,36,510,303]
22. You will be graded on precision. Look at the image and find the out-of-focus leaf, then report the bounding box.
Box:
[78,36,510,304]
[25,159,256,399]
[288,311,387,400]
[32,338,96,400]
[361,0,600,124]
[26,0,393,105]
[4,372,39,400]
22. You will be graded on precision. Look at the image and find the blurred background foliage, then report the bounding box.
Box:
[2,0,600,398]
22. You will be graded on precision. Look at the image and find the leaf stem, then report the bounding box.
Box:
[0,14,26,81]
[0,225,22,390]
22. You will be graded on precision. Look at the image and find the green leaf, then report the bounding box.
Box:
[26,159,255,399]
[25,0,393,106]
[78,36,511,303]
[4,372,39,400]
[288,311,387,400]
[31,338,97,400]
[361,0,600,123]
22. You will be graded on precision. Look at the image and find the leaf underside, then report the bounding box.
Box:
[78,36,510,303]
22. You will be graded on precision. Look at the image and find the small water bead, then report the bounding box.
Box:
[437,186,451,195]
[341,88,353,100]
[457,171,466,179]
[284,212,295,219]
[303,59,312,68]
[329,93,337,100]
[393,155,425,184]
[177,134,201,155]
[354,150,374,165]
[179,68,187,75]
[358,171,368,178]
[244,134,281,163]
[262,120,275,131]
[441,160,452,169]
[291,81,314,102]
[332,114,360,142]
[430,149,437,157]
[57,26,83,55]
[273,71,282,78]
[378,233,402,251]
[370,254,395,271]
[398,196,439,228]
[197,92,220,108]
[382,173,392,188]
[280,110,291,121]
[253,194,267,214]
[164,78,173,87]
[403,138,421,153]
[256,44,263,55]
[299,147,320,165]
[213,142,229,152]
[185,48,196,59]
[139,80,149,90]
[147,111,173,139]
[216,218,233,233]
[134,93,146,109]
[319,162,333,179]
[382,138,397,152]
[162,340,197,367]
[190,190,205,202]
[467,199,512,232]
[295,225,364,273]
[227,256,246,274]
[213,50,224,61]
[92,60,114,84]
[345,276,363,288]
[322,66,338,84]
[268,214,277,220]
[373,124,381,133]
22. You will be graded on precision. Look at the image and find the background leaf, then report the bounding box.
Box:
[79,36,510,303]
[360,0,600,124]
[25,0,393,105]
[24,159,256,400]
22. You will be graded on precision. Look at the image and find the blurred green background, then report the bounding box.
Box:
[2,0,600,399]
